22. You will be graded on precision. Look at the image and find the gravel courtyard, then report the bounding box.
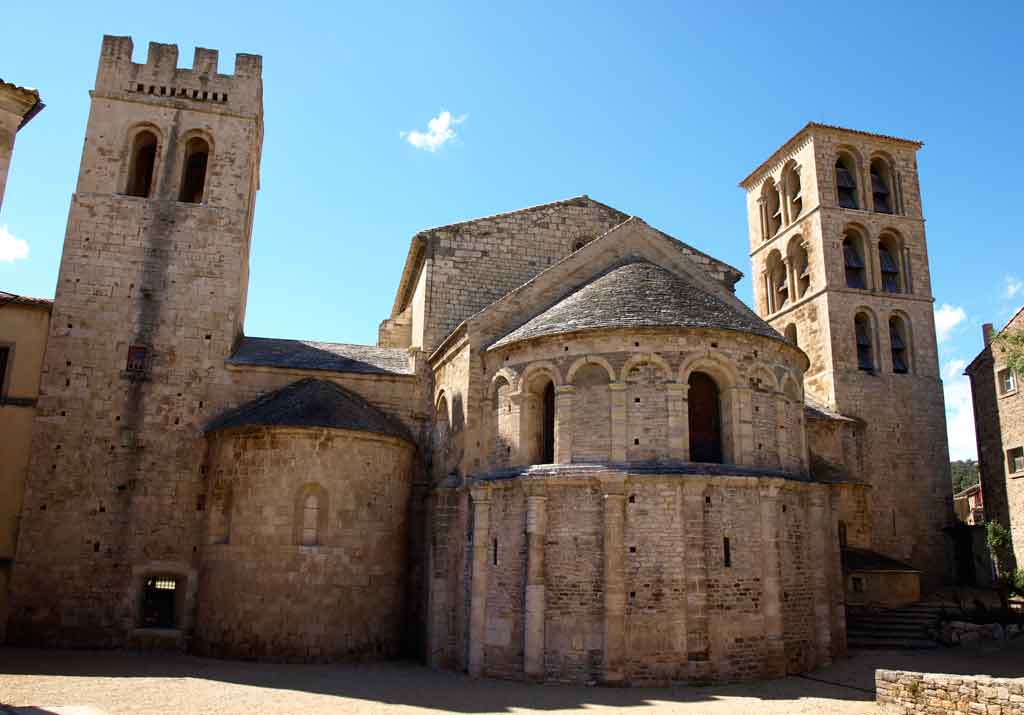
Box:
[1,643,1021,715]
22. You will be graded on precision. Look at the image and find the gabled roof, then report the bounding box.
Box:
[488,258,780,350]
[739,121,923,189]
[388,196,742,318]
[0,291,53,310]
[205,378,412,441]
[228,336,413,376]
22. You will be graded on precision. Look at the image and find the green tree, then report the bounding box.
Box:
[950,459,979,494]
[993,327,1024,378]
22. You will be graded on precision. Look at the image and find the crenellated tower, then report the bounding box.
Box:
[8,36,263,645]
[740,123,953,588]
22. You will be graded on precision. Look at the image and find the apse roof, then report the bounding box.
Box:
[228,336,413,376]
[488,259,782,350]
[205,377,412,441]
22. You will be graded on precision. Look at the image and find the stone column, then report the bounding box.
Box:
[781,256,793,305]
[510,391,528,465]
[468,486,491,677]
[775,393,789,470]
[778,183,790,226]
[725,386,753,465]
[667,383,688,461]
[554,385,575,464]
[759,483,786,677]
[524,492,547,680]
[808,487,832,667]
[683,480,708,680]
[601,475,626,684]
[609,383,628,463]
[761,270,772,313]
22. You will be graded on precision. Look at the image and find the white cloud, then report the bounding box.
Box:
[942,358,977,460]
[1004,275,1023,299]
[934,304,966,344]
[0,224,29,263]
[401,110,466,152]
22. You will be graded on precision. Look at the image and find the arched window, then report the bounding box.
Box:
[432,395,450,483]
[784,323,798,346]
[835,154,859,209]
[541,381,555,464]
[838,521,848,549]
[878,236,902,293]
[890,316,910,374]
[870,159,893,214]
[843,233,867,289]
[179,137,210,203]
[765,250,788,312]
[854,313,875,372]
[788,238,810,299]
[688,372,722,463]
[126,130,158,198]
[782,162,802,223]
[301,494,319,546]
[761,178,782,238]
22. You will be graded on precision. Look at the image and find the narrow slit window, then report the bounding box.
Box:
[301,493,319,546]
[723,537,732,567]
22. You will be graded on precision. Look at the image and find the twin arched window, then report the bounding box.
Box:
[123,129,211,204]
[834,152,901,214]
[842,229,910,294]
[759,164,804,242]
[854,311,913,374]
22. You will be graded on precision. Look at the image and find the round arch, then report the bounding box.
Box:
[620,352,673,383]
[566,355,616,384]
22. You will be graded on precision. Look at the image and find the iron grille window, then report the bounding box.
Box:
[126,345,148,373]
[141,576,177,629]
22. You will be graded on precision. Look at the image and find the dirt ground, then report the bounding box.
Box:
[1,641,1022,715]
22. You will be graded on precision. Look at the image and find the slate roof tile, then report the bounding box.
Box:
[488,259,781,350]
[228,336,413,376]
[205,378,412,441]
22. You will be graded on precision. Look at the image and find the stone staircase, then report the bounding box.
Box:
[846,602,945,650]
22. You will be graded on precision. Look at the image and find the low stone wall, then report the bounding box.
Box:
[876,669,1024,714]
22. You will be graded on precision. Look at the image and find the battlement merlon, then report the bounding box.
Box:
[94,35,262,117]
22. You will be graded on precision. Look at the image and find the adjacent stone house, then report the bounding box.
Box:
[967,309,1024,570]
[1,35,954,685]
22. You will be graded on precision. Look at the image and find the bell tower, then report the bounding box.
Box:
[9,36,263,645]
[740,123,952,588]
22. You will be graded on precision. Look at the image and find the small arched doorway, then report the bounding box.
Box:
[688,371,722,463]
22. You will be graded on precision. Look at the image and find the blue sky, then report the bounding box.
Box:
[2,1,1022,460]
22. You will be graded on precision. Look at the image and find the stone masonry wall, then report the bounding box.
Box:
[876,669,1024,715]
[194,426,414,661]
[970,309,1024,569]
[438,471,842,685]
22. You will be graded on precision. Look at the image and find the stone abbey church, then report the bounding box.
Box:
[1,35,954,685]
